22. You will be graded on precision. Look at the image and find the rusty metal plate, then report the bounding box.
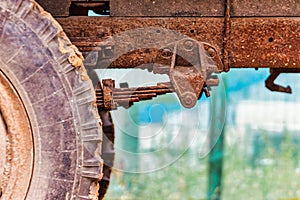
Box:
[58,17,300,69]
[230,18,300,68]
[57,16,224,52]
[57,17,224,68]
[37,0,300,17]
[36,0,71,16]
[110,0,225,17]
[36,0,109,16]
[231,0,300,16]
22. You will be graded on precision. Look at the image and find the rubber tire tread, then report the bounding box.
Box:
[0,0,103,199]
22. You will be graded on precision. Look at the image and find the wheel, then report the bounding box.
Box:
[0,0,103,199]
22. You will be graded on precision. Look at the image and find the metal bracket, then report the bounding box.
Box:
[161,39,222,108]
[265,68,300,94]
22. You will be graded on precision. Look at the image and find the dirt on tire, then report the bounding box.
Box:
[0,0,103,199]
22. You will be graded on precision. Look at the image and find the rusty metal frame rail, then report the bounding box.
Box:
[57,17,300,69]
[52,1,300,109]
[37,0,300,17]
[56,16,300,106]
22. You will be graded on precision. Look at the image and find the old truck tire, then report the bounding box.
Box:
[0,0,103,199]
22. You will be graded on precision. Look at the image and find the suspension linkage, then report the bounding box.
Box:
[96,79,175,110]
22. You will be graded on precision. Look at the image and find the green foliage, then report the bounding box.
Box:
[105,151,208,200]
[105,129,300,200]
[223,129,300,200]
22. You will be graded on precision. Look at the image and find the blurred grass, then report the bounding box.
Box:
[104,150,208,200]
[104,129,300,200]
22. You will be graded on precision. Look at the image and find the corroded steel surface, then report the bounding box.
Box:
[113,0,300,17]
[57,17,224,65]
[37,0,300,17]
[57,17,224,50]
[36,0,71,16]
[231,0,300,16]
[265,68,300,93]
[37,0,109,16]
[110,0,225,17]
[58,17,300,69]
[229,18,300,68]
[57,16,300,105]
[0,69,33,199]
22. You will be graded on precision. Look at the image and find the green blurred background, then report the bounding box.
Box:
[97,68,300,200]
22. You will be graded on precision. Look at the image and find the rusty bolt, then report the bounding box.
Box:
[183,40,195,51]
[207,47,217,58]
[103,46,114,59]
[161,48,173,58]
[181,92,197,108]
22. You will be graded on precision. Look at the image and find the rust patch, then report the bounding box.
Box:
[58,17,300,68]
[88,181,100,200]
[110,0,224,17]
[35,0,71,17]
[230,18,300,68]
[57,17,224,69]
[231,0,300,16]
[57,16,300,69]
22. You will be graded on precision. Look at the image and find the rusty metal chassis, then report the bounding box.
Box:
[58,16,300,69]
[57,16,300,108]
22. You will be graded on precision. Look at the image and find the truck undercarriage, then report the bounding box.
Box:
[0,0,299,199]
